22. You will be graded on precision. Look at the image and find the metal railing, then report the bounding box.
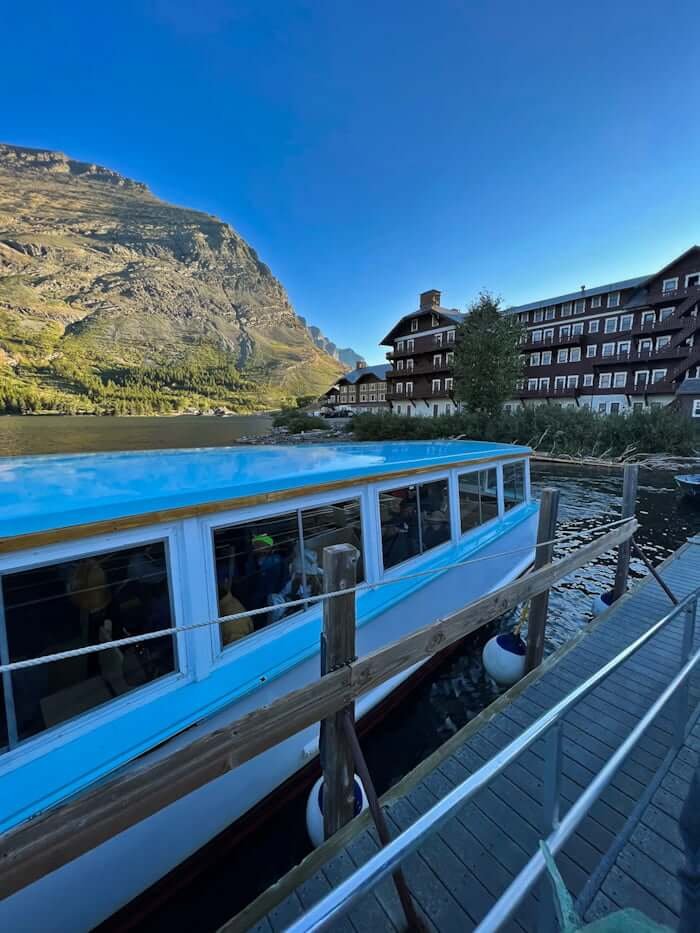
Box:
[285,585,700,933]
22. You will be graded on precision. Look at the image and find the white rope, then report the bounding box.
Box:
[0,516,634,675]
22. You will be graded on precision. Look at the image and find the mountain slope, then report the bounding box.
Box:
[0,143,345,413]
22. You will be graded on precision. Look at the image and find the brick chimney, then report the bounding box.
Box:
[419,289,441,310]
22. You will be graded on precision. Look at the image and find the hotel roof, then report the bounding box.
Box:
[504,275,650,316]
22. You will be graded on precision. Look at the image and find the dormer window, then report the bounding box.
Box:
[607,292,620,308]
[533,310,544,322]
[591,295,602,308]
[662,277,678,293]
[431,313,439,327]
[410,319,419,332]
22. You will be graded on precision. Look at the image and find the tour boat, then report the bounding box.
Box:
[0,440,537,931]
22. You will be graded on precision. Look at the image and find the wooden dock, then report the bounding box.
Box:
[228,536,700,933]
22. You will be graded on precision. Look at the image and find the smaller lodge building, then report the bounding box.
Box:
[321,362,390,414]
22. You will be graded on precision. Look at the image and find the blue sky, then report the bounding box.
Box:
[3,0,700,361]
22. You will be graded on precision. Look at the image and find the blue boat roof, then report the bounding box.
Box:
[0,441,530,542]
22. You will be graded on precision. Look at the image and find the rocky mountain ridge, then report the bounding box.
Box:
[0,142,357,413]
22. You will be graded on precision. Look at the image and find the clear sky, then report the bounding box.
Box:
[3,0,699,362]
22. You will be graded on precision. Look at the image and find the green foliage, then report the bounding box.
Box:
[294,394,317,409]
[349,406,698,457]
[272,409,328,433]
[453,291,524,416]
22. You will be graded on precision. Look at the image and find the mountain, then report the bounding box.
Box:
[298,318,366,370]
[0,143,346,414]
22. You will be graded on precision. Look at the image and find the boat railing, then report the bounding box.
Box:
[285,583,700,933]
[0,515,639,905]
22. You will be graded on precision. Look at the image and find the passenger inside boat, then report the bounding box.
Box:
[214,499,363,645]
[1,542,177,744]
[380,478,452,570]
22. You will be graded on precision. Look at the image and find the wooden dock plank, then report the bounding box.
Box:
[242,540,700,932]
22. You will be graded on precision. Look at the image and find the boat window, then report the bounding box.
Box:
[503,462,526,511]
[458,468,499,533]
[0,542,176,747]
[214,499,364,647]
[380,479,451,570]
[0,681,8,751]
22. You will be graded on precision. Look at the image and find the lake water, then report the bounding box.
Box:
[3,417,700,929]
[0,414,273,457]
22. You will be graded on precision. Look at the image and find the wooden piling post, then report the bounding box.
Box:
[613,463,639,601]
[320,543,358,841]
[525,488,560,673]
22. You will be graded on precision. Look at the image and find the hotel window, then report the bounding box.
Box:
[632,402,644,413]
[662,277,678,293]
[604,317,618,334]
[561,303,572,316]
[602,343,616,357]
[214,499,365,646]
[396,382,403,394]
[405,381,413,395]
[574,299,585,314]
[613,372,627,388]
[530,352,541,366]
[503,462,526,512]
[693,400,700,418]
[406,338,415,352]
[380,479,451,570]
[545,307,556,320]
[567,375,579,388]
[598,402,607,413]
[411,319,419,332]
[0,541,177,744]
[434,333,443,347]
[610,402,621,414]
[396,405,401,414]
[659,307,675,321]
[686,273,700,288]
[583,374,594,387]
[406,359,414,372]
[446,329,456,343]
[619,314,633,331]
[396,340,405,352]
[533,310,544,322]
[528,378,538,390]
[541,350,552,365]
[652,369,667,383]
[607,292,621,308]
[586,344,597,358]
[520,312,529,323]
[445,377,453,391]
[572,322,584,336]
[543,328,554,341]
[432,378,441,393]
[557,349,568,363]
[617,341,631,355]
[569,347,581,362]
[599,373,612,388]
[445,351,454,365]
[560,325,571,339]
[396,359,404,371]
[431,313,439,327]
[588,319,600,333]
[591,295,602,309]
[433,354,442,367]
[554,376,566,390]
[642,311,655,328]
[635,371,649,386]
[656,335,671,350]
[459,468,499,533]
[532,330,543,343]
[539,377,550,390]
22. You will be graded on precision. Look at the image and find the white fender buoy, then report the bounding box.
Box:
[306,774,368,848]
[482,632,526,686]
[591,590,615,617]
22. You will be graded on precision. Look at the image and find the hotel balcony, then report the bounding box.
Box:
[632,315,689,336]
[646,284,700,306]
[518,385,578,399]
[593,346,690,367]
[521,331,584,351]
[628,379,676,395]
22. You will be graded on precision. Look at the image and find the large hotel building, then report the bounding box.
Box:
[375,246,700,419]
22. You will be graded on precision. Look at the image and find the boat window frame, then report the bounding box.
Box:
[455,463,503,538]
[0,523,188,771]
[202,487,371,666]
[501,458,530,513]
[374,469,455,578]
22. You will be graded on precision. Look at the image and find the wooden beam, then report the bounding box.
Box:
[0,519,636,900]
[320,544,358,840]
[613,464,639,600]
[525,488,560,673]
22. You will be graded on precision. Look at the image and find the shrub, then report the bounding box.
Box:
[272,409,328,433]
[349,407,699,457]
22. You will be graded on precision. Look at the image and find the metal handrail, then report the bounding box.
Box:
[285,585,700,933]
